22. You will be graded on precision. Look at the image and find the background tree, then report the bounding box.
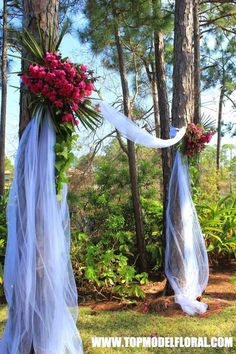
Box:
[201,35,236,170]
[79,0,150,272]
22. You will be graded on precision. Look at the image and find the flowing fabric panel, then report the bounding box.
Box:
[0,112,83,354]
[165,151,209,315]
[92,99,186,148]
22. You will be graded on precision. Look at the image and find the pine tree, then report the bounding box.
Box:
[79,0,148,272]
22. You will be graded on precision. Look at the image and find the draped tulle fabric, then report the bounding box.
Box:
[92,99,186,148]
[165,151,209,315]
[0,112,83,354]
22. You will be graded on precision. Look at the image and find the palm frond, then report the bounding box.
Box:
[76,103,102,130]
[200,113,216,130]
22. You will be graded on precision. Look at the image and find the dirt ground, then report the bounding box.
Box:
[80,267,236,318]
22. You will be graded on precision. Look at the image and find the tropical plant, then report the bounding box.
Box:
[197,194,236,264]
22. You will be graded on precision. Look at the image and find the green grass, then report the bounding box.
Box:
[0,303,236,353]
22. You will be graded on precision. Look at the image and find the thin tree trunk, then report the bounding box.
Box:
[0,0,8,196]
[154,30,171,236]
[152,0,172,294]
[193,0,201,125]
[144,63,160,137]
[172,0,194,127]
[151,78,160,138]
[216,88,224,171]
[114,25,147,273]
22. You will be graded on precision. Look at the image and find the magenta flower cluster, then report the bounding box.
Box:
[185,123,215,157]
[21,52,96,125]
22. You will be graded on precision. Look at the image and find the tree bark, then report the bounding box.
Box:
[114,24,147,273]
[154,31,171,239]
[151,0,172,263]
[166,0,194,296]
[20,0,59,137]
[193,0,201,125]
[0,0,8,196]
[172,0,194,127]
[216,88,224,171]
[144,63,160,138]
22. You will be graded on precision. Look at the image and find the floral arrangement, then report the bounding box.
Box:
[21,52,96,127]
[17,23,101,195]
[183,123,215,157]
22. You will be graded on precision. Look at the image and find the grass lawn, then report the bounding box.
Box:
[0,302,235,354]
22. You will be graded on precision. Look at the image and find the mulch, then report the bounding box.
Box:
[80,266,236,318]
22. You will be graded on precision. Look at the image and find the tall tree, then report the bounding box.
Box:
[172,0,194,127]
[165,0,194,295]
[114,26,147,273]
[193,0,201,124]
[201,35,236,171]
[80,0,148,272]
[152,0,172,251]
[0,0,8,196]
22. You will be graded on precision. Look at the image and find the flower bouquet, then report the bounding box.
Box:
[182,123,215,157]
[17,23,101,193]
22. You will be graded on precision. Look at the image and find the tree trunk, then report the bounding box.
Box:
[166,0,194,296]
[0,0,8,196]
[114,25,147,273]
[151,76,160,138]
[21,2,59,352]
[20,0,59,137]
[216,88,224,171]
[172,0,194,127]
[154,30,172,238]
[193,0,201,125]
[165,0,194,296]
[144,63,160,137]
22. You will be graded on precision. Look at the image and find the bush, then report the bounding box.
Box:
[71,232,148,299]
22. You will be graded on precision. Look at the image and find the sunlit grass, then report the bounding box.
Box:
[0,302,235,353]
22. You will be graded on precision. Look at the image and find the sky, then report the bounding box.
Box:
[3,15,236,162]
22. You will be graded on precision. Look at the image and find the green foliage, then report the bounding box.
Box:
[54,125,78,198]
[197,195,236,264]
[71,232,148,298]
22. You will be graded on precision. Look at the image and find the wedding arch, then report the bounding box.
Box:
[0,29,210,354]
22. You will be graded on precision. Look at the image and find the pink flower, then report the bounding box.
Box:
[21,74,30,85]
[62,113,73,123]
[81,64,87,72]
[86,82,94,91]
[71,103,78,110]
[54,100,63,108]
[79,81,86,89]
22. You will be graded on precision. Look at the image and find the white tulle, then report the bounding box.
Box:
[165,151,209,315]
[92,99,186,148]
[1,100,206,354]
[0,111,83,353]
